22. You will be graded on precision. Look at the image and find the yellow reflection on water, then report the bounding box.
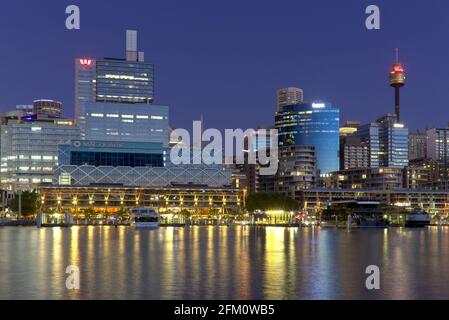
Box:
[264,227,287,299]
[117,226,126,299]
[161,228,175,298]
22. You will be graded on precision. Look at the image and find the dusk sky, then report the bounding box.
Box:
[1,0,449,132]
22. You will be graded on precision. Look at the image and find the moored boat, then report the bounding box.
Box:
[132,208,160,229]
[405,210,431,228]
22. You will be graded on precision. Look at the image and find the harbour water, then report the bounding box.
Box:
[1,226,449,300]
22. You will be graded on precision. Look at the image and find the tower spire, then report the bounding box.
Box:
[389,49,406,122]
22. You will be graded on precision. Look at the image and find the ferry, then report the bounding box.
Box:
[131,208,160,228]
[322,200,390,228]
[405,210,431,228]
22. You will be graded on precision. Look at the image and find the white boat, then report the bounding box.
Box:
[132,208,160,228]
[405,210,431,228]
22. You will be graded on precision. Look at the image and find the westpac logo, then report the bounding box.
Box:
[170,121,279,176]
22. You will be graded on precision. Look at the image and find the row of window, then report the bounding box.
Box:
[70,151,164,168]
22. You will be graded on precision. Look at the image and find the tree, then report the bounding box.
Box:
[246,193,298,212]
[116,208,129,222]
[9,191,39,217]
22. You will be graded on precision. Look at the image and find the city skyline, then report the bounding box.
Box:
[3,1,449,305]
[1,0,449,132]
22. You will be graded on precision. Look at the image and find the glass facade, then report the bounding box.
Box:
[0,120,80,191]
[96,59,154,104]
[276,102,340,174]
[58,140,166,168]
[75,59,97,126]
[427,128,449,164]
[75,58,167,146]
[356,114,409,169]
[70,152,163,168]
[81,103,169,146]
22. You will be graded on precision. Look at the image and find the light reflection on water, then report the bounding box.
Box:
[0,226,448,300]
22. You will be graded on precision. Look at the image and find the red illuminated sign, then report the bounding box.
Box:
[79,59,93,66]
[391,65,404,73]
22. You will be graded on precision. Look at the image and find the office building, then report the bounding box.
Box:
[409,131,427,160]
[427,127,449,163]
[75,30,154,120]
[0,117,80,191]
[81,102,169,146]
[356,113,409,169]
[75,30,164,145]
[340,135,369,170]
[329,167,403,190]
[426,126,449,186]
[276,87,304,112]
[276,101,340,174]
[259,145,317,197]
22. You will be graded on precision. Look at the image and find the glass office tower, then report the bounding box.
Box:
[82,102,169,146]
[276,102,340,174]
[0,119,80,191]
[75,31,165,146]
[356,113,409,169]
[96,59,154,104]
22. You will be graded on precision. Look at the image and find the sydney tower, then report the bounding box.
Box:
[389,49,406,122]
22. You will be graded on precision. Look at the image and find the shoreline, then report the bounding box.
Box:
[1,223,447,228]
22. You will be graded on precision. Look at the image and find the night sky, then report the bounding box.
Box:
[1,0,449,132]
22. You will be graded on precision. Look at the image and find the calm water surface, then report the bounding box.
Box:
[1,226,449,300]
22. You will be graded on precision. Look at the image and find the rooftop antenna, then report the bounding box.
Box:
[395,48,399,63]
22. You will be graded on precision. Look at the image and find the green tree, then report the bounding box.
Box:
[9,191,39,217]
[116,208,129,221]
[246,192,298,212]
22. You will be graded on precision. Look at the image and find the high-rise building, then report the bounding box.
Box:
[75,30,154,120]
[75,30,167,146]
[0,117,80,191]
[259,145,317,197]
[339,121,368,170]
[427,127,449,163]
[81,103,169,145]
[356,113,409,169]
[340,135,369,170]
[276,101,340,174]
[276,87,304,112]
[427,126,449,184]
[409,131,427,160]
